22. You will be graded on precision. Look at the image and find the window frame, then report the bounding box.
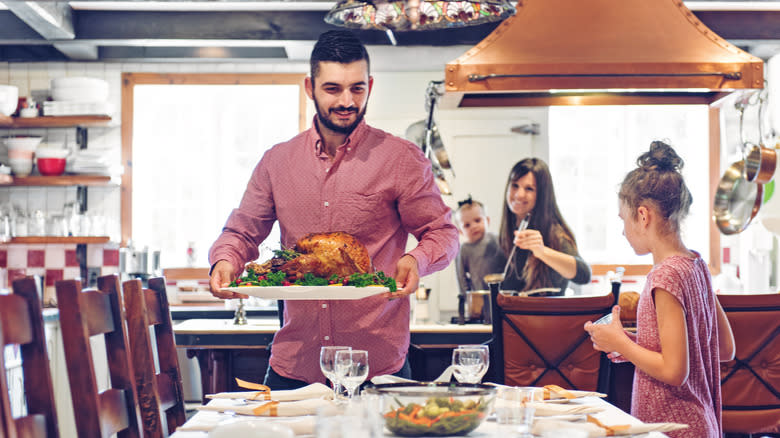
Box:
[120,72,307,247]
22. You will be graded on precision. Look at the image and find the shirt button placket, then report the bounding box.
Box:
[319,301,332,344]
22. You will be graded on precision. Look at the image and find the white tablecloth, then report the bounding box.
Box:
[171,396,670,437]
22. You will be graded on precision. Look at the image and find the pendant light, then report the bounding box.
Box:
[324,0,516,31]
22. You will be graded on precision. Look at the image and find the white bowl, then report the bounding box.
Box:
[3,136,43,151]
[51,76,108,90]
[9,158,33,177]
[0,85,19,116]
[208,419,294,438]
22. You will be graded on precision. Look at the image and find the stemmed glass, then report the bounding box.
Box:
[320,346,351,399]
[458,344,489,382]
[334,349,369,399]
[451,346,488,384]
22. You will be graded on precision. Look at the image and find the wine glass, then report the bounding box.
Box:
[458,344,489,382]
[334,349,369,399]
[320,346,351,399]
[452,346,488,384]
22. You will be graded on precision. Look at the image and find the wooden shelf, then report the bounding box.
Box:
[0,114,112,128]
[7,236,110,244]
[3,175,117,187]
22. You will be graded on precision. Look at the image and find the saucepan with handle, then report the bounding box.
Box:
[739,89,776,184]
[713,159,763,235]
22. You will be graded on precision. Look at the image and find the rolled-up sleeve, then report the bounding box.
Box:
[396,145,459,277]
[208,155,277,272]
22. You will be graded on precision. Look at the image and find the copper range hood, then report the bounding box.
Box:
[442,0,764,108]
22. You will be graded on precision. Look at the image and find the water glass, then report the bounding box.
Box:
[320,346,351,400]
[452,346,488,384]
[316,395,384,438]
[458,344,489,381]
[495,386,539,437]
[334,349,368,399]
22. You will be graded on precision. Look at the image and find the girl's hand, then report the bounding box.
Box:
[583,305,626,354]
[514,229,545,256]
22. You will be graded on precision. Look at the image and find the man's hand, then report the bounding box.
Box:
[209,260,249,299]
[381,254,418,299]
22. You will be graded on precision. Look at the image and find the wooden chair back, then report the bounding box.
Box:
[123,277,186,437]
[0,277,58,438]
[55,275,142,438]
[718,293,780,435]
[490,287,613,391]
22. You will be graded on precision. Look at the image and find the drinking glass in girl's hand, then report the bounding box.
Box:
[334,349,369,399]
[451,347,488,384]
[320,346,351,399]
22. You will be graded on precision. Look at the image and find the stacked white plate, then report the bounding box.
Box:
[65,149,123,175]
[47,77,110,116]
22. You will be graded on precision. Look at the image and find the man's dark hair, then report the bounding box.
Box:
[310,30,370,81]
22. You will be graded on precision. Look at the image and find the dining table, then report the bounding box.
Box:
[170,392,671,437]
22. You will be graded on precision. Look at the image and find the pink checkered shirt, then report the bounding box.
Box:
[209,118,459,383]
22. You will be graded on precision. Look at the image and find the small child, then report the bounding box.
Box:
[454,195,507,294]
[584,141,735,438]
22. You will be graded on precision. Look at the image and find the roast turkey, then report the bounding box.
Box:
[248,232,372,280]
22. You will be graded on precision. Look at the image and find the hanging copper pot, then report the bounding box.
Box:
[713,160,764,235]
[744,143,777,183]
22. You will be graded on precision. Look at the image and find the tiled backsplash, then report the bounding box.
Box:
[0,243,119,290]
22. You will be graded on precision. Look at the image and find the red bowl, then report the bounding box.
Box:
[36,157,66,176]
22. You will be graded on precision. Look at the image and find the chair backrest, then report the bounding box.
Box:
[123,277,186,437]
[0,277,58,438]
[55,275,142,438]
[718,293,780,435]
[490,287,613,391]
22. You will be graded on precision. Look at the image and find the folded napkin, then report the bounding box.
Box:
[198,398,335,417]
[532,416,689,437]
[177,415,315,435]
[370,365,456,385]
[207,382,333,401]
[370,375,417,385]
[486,383,606,401]
[526,401,605,417]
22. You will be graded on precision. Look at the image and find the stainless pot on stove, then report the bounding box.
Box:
[120,242,161,277]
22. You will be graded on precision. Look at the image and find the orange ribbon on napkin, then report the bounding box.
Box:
[544,384,576,400]
[235,377,273,401]
[586,415,632,436]
[251,401,280,416]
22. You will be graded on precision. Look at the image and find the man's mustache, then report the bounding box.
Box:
[330,106,358,113]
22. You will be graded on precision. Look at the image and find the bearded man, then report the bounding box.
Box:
[208,30,459,389]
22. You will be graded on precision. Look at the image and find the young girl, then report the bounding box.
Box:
[584,141,735,438]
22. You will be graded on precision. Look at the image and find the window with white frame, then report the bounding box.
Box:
[548,105,710,265]
[131,83,301,268]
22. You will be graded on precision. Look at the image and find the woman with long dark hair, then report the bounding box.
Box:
[499,158,590,294]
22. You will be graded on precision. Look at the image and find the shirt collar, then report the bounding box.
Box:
[311,116,368,156]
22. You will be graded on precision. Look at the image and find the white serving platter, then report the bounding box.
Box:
[220,285,389,300]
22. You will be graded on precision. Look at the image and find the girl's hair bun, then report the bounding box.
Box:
[637,140,684,172]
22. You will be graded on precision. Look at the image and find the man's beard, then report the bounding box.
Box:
[313,94,367,135]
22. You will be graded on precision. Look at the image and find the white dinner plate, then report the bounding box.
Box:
[220,285,389,300]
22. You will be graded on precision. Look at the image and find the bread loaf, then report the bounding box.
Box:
[619,291,640,321]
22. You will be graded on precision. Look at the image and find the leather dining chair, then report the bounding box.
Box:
[718,293,780,437]
[489,286,614,392]
[123,277,186,437]
[0,276,59,438]
[55,275,143,438]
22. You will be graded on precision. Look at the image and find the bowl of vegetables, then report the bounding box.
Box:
[364,382,495,436]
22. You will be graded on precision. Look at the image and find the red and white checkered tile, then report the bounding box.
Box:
[0,244,120,290]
